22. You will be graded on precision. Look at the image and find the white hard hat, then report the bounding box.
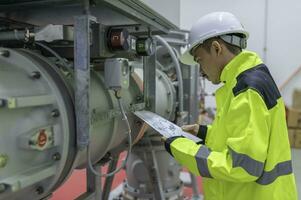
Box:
[180,12,249,65]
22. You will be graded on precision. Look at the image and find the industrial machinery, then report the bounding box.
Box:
[0,1,201,199]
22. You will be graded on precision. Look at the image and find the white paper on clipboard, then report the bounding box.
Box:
[134,110,202,143]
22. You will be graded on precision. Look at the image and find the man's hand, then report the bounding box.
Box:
[181,124,199,136]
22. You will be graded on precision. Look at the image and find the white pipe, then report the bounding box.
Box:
[153,35,184,113]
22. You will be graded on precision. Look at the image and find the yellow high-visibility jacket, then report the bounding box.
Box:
[165,51,298,200]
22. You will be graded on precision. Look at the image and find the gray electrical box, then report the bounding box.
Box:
[104,58,130,90]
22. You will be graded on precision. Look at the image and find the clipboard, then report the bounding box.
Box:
[134,110,202,143]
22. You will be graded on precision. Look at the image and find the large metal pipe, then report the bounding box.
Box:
[0,29,34,42]
[0,47,177,200]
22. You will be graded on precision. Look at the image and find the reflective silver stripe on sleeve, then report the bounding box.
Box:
[195,146,212,178]
[230,148,293,184]
[256,160,293,185]
[230,148,265,177]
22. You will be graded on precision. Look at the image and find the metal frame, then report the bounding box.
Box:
[74,14,96,151]
[143,44,157,111]
[142,39,166,200]
[74,9,102,200]
[0,0,178,34]
[102,0,178,33]
[76,165,102,200]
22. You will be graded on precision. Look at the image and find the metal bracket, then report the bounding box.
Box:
[74,14,97,151]
[0,95,55,109]
[143,40,157,111]
[0,165,56,193]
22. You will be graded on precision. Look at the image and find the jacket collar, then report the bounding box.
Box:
[220,50,263,84]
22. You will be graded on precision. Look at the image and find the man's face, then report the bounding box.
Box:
[192,44,222,84]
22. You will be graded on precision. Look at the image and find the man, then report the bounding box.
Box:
[164,12,298,200]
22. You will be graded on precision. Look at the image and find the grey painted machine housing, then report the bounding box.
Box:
[0,1,200,200]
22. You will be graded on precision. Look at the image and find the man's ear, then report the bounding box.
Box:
[211,41,222,56]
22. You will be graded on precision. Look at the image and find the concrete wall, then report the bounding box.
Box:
[180,0,301,107]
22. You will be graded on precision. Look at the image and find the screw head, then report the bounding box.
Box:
[51,109,60,118]
[36,186,44,195]
[31,71,41,79]
[0,50,9,57]
[52,152,61,161]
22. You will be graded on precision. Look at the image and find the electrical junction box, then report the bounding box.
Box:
[104,58,130,90]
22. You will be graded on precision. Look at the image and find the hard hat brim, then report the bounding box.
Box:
[180,49,198,65]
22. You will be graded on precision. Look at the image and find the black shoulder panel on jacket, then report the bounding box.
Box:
[232,64,281,110]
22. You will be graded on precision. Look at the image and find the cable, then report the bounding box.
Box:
[35,42,73,75]
[87,90,132,177]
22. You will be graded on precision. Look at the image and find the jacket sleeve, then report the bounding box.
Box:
[165,89,271,182]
